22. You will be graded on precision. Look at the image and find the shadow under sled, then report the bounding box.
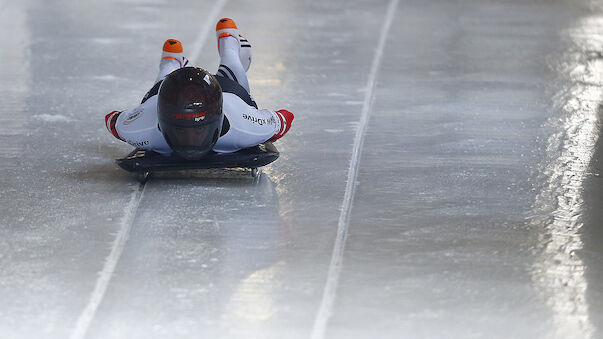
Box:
[115,142,279,182]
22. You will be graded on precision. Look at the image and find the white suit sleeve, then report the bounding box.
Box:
[114,96,172,154]
[213,93,280,153]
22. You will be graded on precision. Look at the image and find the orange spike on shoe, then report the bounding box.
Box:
[160,39,187,67]
[216,18,241,52]
[216,18,238,31]
[162,39,183,53]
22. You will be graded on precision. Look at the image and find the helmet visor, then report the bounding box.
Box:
[162,120,221,160]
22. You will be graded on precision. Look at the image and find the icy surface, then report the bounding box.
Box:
[1,0,603,338]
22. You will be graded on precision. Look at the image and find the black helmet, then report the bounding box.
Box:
[158,67,223,160]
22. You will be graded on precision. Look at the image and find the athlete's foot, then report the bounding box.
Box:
[269,110,294,142]
[216,18,240,45]
[160,39,188,67]
[156,39,189,83]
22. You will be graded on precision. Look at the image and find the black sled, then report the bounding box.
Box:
[115,142,279,183]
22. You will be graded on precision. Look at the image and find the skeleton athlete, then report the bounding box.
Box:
[104,18,294,160]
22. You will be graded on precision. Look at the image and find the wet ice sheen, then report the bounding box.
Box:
[0,0,602,338]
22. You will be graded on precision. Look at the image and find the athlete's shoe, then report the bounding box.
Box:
[105,110,123,141]
[160,39,188,67]
[216,18,240,43]
[269,110,294,142]
[216,18,252,71]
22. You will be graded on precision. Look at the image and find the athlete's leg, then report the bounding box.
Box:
[141,39,189,104]
[238,34,252,72]
[155,39,189,84]
[155,58,182,84]
[216,18,252,72]
[215,18,251,93]
[217,35,250,93]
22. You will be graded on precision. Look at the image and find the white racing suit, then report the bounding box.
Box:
[108,36,281,154]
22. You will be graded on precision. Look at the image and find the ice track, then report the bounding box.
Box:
[1,0,603,338]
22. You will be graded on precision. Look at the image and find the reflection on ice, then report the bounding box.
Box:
[0,3,30,164]
[228,260,286,323]
[531,14,603,339]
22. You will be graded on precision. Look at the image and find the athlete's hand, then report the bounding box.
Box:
[269,109,294,142]
[105,110,123,141]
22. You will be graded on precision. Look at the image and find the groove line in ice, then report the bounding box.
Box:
[69,2,229,337]
[189,0,228,63]
[69,182,146,339]
[310,0,399,338]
